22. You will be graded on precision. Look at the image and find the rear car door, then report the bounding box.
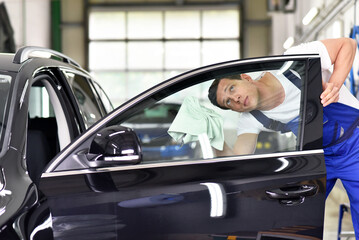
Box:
[40,55,326,240]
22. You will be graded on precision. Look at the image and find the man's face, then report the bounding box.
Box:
[216,75,259,112]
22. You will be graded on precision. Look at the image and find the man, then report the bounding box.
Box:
[208,70,301,154]
[208,37,359,238]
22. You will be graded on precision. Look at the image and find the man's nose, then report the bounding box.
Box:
[230,94,240,103]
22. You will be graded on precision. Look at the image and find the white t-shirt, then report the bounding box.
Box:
[236,71,300,135]
[237,41,359,136]
[285,40,359,110]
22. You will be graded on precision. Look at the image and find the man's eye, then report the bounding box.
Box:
[230,86,234,92]
[226,99,231,106]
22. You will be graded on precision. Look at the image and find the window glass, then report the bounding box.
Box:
[164,70,182,79]
[165,41,201,69]
[0,74,11,151]
[89,12,126,40]
[202,10,239,38]
[28,86,54,118]
[114,60,304,163]
[93,81,114,113]
[63,72,103,128]
[127,12,163,39]
[128,42,163,70]
[90,71,127,108]
[127,71,164,98]
[88,8,240,105]
[91,71,164,108]
[89,42,126,70]
[202,41,240,65]
[165,11,200,39]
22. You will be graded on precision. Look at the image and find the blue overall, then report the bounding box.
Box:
[323,102,359,238]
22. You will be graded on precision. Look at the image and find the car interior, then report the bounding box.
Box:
[26,78,71,185]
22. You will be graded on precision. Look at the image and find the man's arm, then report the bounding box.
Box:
[214,133,258,156]
[320,38,357,106]
[233,133,258,155]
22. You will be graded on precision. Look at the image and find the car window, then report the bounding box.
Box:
[0,74,11,151]
[116,60,305,163]
[93,80,114,113]
[62,71,103,128]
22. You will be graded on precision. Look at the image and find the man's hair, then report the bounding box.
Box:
[207,74,243,110]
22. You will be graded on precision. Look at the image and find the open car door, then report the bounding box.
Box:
[40,55,326,240]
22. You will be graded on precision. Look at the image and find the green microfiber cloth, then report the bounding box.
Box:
[168,96,224,150]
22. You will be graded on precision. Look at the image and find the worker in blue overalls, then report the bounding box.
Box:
[285,38,359,238]
[208,38,359,237]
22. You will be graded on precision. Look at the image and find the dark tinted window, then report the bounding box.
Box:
[63,71,103,128]
[0,74,11,151]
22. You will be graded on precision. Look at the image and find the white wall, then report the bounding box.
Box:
[2,0,50,49]
[270,1,320,55]
[270,0,359,55]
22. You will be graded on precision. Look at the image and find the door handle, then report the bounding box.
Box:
[265,184,318,206]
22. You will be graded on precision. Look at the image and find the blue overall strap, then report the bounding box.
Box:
[283,70,301,89]
[250,110,291,133]
[250,70,300,134]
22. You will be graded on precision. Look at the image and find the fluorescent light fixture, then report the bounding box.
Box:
[302,7,319,25]
[332,20,342,37]
[283,37,294,49]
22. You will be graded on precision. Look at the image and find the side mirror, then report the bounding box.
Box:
[87,126,142,167]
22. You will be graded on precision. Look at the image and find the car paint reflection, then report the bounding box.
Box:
[118,193,184,208]
[200,183,227,218]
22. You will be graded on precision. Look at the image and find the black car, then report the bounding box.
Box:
[0,47,325,240]
[0,47,113,239]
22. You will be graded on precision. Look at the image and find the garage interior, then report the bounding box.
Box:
[1,0,358,239]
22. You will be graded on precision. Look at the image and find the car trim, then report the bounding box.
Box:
[42,149,323,178]
[123,123,172,128]
[45,54,320,173]
[13,46,81,67]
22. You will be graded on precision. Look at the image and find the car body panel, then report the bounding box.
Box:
[41,151,326,239]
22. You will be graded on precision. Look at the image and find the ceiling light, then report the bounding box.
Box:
[302,7,319,25]
[283,37,294,49]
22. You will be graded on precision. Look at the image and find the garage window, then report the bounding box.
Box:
[88,8,240,107]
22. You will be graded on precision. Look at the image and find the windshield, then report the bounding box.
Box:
[0,74,11,151]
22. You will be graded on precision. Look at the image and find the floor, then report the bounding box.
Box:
[323,180,355,240]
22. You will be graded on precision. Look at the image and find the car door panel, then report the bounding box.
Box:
[40,151,325,239]
[40,55,325,239]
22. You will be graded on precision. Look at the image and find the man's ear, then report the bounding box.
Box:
[240,73,253,82]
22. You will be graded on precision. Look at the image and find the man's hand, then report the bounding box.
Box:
[321,82,340,107]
